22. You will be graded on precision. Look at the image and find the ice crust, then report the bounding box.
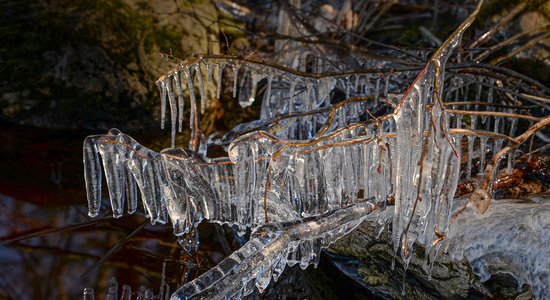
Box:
[83,1,549,298]
[447,200,550,298]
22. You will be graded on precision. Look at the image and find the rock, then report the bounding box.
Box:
[0,0,220,130]
[328,223,473,299]
[328,198,550,299]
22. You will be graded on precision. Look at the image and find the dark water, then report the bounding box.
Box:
[0,123,375,300]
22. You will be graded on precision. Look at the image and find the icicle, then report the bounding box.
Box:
[238,69,250,105]
[206,63,214,85]
[128,156,160,222]
[260,75,273,120]
[479,137,488,174]
[374,77,381,102]
[240,72,260,108]
[83,136,102,218]
[493,116,502,135]
[487,80,494,104]
[156,80,167,130]
[470,115,478,130]
[305,83,313,107]
[483,84,494,129]
[215,164,231,223]
[299,239,311,269]
[271,250,287,282]
[494,139,504,158]
[137,286,147,300]
[232,65,240,99]
[475,81,482,104]
[97,131,126,218]
[105,277,118,300]
[207,165,223,221]
[464,84,470,103]
[196,64,207,114]
[362,140,373,201]
[359,76,367,97]
[310,238,322,267]
[174,70,185,133]
[345,76,351,99]
[427,247,440,281]
[216,64,224,100]
[185,66,199,136]
[166,77,178,147]
[160,149,192,235]
[466,136,474,178]
[384,74,390,98]
[288,81,296,112]
[144,289,154,300]
[121,285,132,300]
[125,165,138,214]
[265,75,272,104]
[509,117,518,137]
[316,77,335,108]
[256,263,274,293]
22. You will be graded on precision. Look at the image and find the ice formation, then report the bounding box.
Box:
[83,1,550,298]
[447,199,550,298]
[84,277,159,300]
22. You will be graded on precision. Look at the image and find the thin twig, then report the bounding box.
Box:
[491,31,550,65]
[1,217,111,245]
[446,109,541,122]
[479,115,550,193]
[81,221,149,278]
[474,25,550,61]
[469,2,527,48]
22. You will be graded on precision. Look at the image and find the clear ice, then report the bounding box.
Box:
[83,1,550,298]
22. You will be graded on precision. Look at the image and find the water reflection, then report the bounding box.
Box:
[1,192,95,299]
[0,190,198,299]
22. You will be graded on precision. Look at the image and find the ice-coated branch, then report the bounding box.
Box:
[170,201,375,300]
[390,0,483,265]
[156,51,419,146]
[83,129,169,224]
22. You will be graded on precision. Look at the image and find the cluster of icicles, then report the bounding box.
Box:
[83,277,163,300]
[82,3,542,298]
